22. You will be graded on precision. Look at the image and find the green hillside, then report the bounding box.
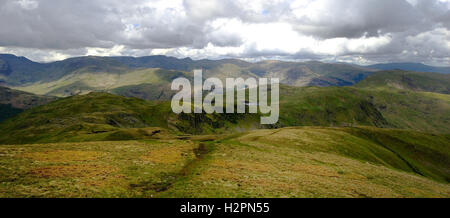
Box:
[278,86,389,128]
[0,104,23,122]
[278,85,450,133]
[0,93,170,144]
[356,70,450,94]
[0,86,57,122]
[0,86,57,109]
[1,82,449,145]
[0,92,260,144]
[14,68,189,97]
[2,54,378,97]
[110,83,176,101]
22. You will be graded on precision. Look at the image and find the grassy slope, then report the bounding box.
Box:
[14,68,189,97]
[0,86,57,109]
[0,84,448,197]
[1,82,449,144]
[353,70,450,133]
[360,89,450,133]
[110,83,176,101]
[0,93,173,144]
[0,127,448,197]
[356,70,450,94]
[0,104,23,122]
[0,92,260,144]
[110,84,450,135]
[278,86,389,128]
[278,85,450,133]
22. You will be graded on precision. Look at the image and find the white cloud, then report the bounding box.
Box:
[0,0,448,66]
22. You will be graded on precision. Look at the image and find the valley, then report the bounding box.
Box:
[0,54,449,198]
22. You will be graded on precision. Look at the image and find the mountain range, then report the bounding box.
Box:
[0,54,375,96]
[0,53,449,197]
[2,54,449,100]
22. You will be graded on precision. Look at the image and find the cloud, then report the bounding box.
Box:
[0,0,448,66]
[288,0,420,38]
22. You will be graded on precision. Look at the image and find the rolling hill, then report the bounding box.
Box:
[0,92,261,144]
[1,54,377,97]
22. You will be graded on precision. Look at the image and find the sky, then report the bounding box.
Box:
[0,0,449,66]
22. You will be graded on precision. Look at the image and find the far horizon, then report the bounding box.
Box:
[1,53,449,68]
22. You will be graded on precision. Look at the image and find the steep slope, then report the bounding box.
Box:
[278,83,450,133]
[356,70,450,94]
[0,54,45,85]
[368,62,450,74]
[0,92,259,144]
[0,86,57,122]
[1,81,449,144]
[358,89,450,133]
[353,70,450,133]
[278,86,389,128]
[0,86,56,109]
[0,92,170,144]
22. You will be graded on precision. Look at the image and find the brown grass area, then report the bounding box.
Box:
[20,150,103,162]
[200,158,294,192]
[211,159,274,173]
[81,174,127,188]
[289,163,340,178]
[140,143,195,164]
[30,164,117,178]
[198,167,297,194]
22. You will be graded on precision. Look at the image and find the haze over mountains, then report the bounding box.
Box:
[1,53,449,100]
